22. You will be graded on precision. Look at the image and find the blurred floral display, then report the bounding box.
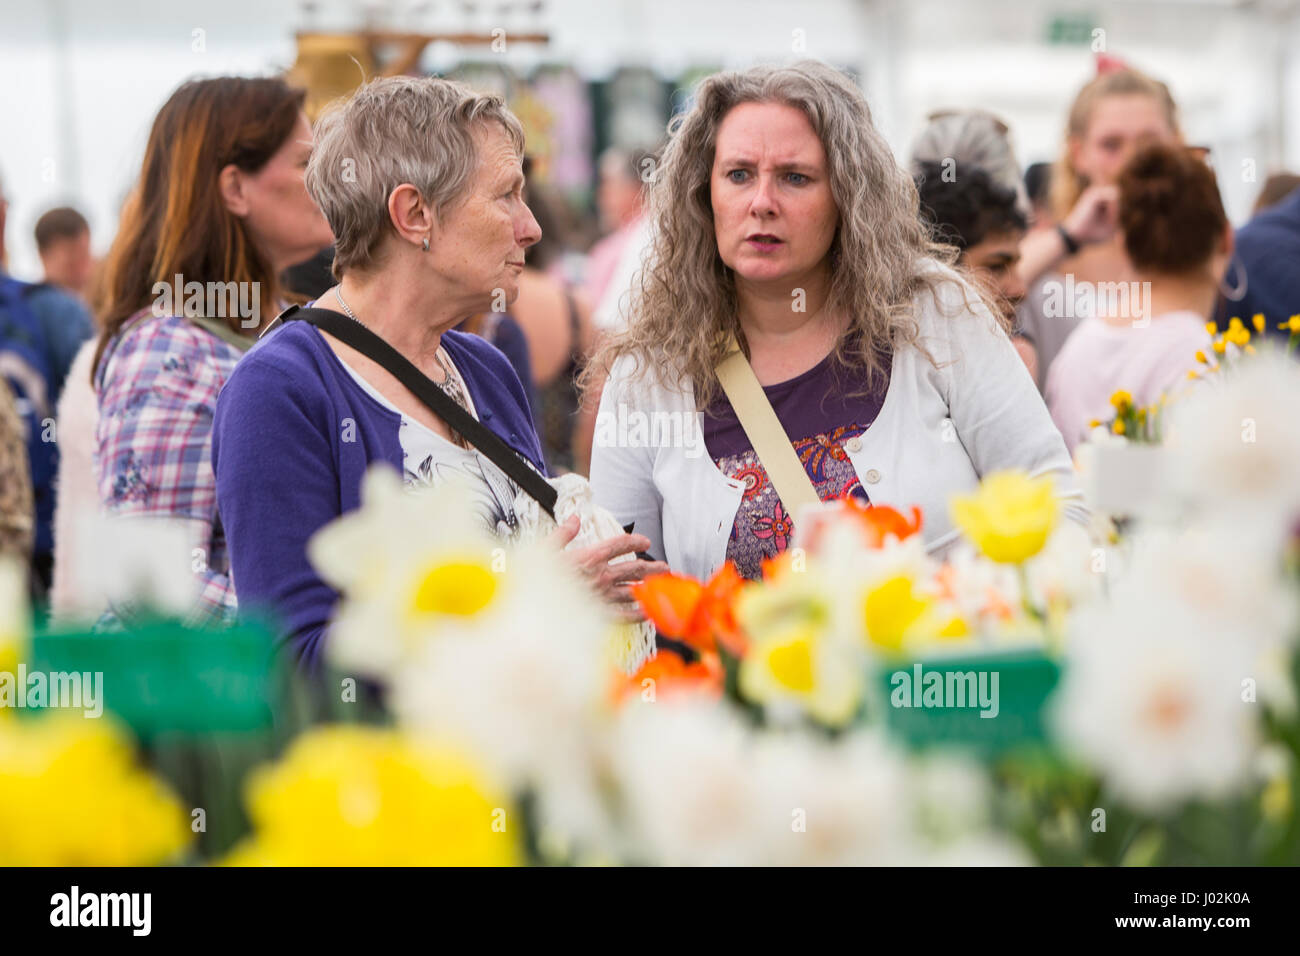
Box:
[2,342,1299,867]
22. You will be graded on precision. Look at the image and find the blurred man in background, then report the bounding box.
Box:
[34,206,95,300]
[0,170,96,602]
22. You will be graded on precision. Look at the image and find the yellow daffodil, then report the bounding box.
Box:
[860,574,971,655]
[1252,313,1266,334]
[0,717,190,865]
[738,626,862,727]
[1228,316,1244,331]
[1213,339,1227,355]
[949,471,1059,564]
[407,557,498,620]
[1195,350,1208,364]
[1113,418,1126,435]
[0,560,26,709]
[1109,389,1132,411]
[225,726,519,866]
[1278,315,1300,334]
[1225,326,1251,347]
[1205,321,1218,336]
[863,575,931,652]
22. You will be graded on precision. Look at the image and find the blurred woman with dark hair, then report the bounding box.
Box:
[1046,142,1225,451]
[88,76,332,624]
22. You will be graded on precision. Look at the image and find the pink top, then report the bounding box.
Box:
[583,216,644,309]
[1046,311,1210,452]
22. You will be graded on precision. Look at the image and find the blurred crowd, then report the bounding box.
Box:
[0,52,1297,627]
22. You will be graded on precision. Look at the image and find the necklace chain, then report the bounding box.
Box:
[332,286,473,436]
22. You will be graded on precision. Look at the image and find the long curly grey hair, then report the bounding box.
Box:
[585,59,971,407]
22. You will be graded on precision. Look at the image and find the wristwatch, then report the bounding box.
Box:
[1057,223,1081,256]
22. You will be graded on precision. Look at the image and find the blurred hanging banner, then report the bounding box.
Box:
[289,29,550,119]
[1046,14,1097,46]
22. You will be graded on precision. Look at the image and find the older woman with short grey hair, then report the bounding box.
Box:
[213,76,663,667]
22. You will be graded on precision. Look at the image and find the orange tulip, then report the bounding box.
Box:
[630,572,702,639]
[845,500,924,548]
[612,650,724,705]
[630,563,750,656]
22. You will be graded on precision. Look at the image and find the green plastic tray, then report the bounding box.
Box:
[876,649,1062,756]
[23,616,284,739]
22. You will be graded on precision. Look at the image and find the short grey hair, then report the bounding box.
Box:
[909,110,1029,215]
[305,75,525,277]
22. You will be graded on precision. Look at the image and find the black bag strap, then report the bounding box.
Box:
[278,304,557,518]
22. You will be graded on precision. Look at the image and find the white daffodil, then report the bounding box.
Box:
[1024,521,1102,612]
[62,512,198,622]
[748,729,917,866]
[1111,524,1298,657]
[387,537,618,848]
[310,467,515,680]
[608,694,767,866]
[1053,595,1260,812]
[1163,350,1300,542]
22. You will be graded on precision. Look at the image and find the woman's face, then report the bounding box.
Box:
[428,123,541,311]
[1071,94,1175,188]
[236,112,334,272]
[710,101,839,289]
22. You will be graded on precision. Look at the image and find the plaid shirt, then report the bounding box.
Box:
[94,311,243,625]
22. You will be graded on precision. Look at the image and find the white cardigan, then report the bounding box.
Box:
[589,269,1087,581]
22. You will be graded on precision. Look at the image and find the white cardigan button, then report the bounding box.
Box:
[864,468,881,484]
[845,436,862,452]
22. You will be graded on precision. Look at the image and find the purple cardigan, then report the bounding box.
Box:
[211,319,546,668]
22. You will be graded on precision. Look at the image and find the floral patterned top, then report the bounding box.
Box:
[702,346,891,579]
[335,349,522,534]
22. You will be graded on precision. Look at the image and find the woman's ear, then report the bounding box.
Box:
[1218,220,1235,259]
[387,183,435,249]
[219,164,251,218]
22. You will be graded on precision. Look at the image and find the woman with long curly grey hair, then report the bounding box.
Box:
[588,60,1084,581]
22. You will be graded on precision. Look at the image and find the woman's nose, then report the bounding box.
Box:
[749,175,778,217]
[518,203,542,247]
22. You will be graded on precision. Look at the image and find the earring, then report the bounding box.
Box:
[422,237,430,252]
[1219,258,1247,302]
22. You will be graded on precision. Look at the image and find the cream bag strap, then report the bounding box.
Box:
[714,334,823,519]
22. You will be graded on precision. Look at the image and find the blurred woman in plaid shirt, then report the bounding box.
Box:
[89,77,333,625]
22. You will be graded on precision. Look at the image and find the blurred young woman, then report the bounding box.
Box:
[588,61,1084,582]
[1047,142,1224,451]
[89,76,332,624]
[1016,67,1181,387]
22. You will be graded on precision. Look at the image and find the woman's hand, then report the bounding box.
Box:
[1017,184,1122,286]
[547,515,671,621]
[1061,184,1120,247]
